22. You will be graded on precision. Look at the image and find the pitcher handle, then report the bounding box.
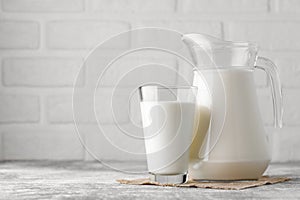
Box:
[255,56,283,128]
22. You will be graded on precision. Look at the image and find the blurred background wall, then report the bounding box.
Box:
[0,0,299,162]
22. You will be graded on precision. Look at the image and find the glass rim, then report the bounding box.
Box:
[209,42,258,49]
[194,40,258,50]
[139,85,197,90]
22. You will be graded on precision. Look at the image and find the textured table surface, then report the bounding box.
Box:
[0,161,299,200]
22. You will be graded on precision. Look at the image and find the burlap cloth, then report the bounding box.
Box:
[117,176,290,190]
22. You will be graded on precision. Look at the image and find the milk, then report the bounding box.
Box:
[189,68,270,180]
[189,105,211,160]
[140,101,195,175]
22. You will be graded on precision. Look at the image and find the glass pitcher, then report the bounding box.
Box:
[182,34,283,180]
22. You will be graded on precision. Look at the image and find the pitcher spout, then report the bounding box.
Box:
[182,33,258,68]
[182,34,222,66]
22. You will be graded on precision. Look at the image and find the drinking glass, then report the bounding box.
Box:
[139,85,197,184]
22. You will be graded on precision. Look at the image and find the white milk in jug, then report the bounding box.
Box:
[189,69,270,180]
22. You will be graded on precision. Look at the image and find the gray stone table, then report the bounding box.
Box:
[0,161,299,199]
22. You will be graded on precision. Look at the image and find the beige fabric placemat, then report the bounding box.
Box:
[117,176,290,190]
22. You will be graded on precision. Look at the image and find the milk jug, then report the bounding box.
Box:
[182,34,283,180]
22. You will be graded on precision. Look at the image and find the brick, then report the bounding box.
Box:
[270,126,300,162]
[102,61,178,86]
[133,22,222,58]
[277,0,300,13]
[3,130,83,160]
[181,0,268,13]
[283,89,300,126]
[2,0,84,12]
[0,95,39,123]
[91,0,175,12]
[47,95,86,124]
[136,21,222,38]
[2,57,83,87]
[227,22,300,50]
[82,124,146,163]
[48,89,130,124]
[86,53,178,86]
[0,21,39,49]
[275,57,300,88]
[94,88,131,124]
[47,21,130,49]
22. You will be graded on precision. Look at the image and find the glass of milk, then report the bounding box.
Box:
[139,85,197,184]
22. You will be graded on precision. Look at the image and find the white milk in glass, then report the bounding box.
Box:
[140,101,195,175]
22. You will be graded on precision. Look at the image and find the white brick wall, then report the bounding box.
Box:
[179,0,269,13]
[3,129,83,160]
[0,21,39,49]
[2,0,84,12]
[276,0,300,13]
[91,0,176,13]
[0,0,300,162]
[136,21,222,38]
[47,21,130,49]
[48,90,130,124]
[284,89,300,126]
[0,95,39,123]
[226,21,300,50]
[3,57,83,86]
